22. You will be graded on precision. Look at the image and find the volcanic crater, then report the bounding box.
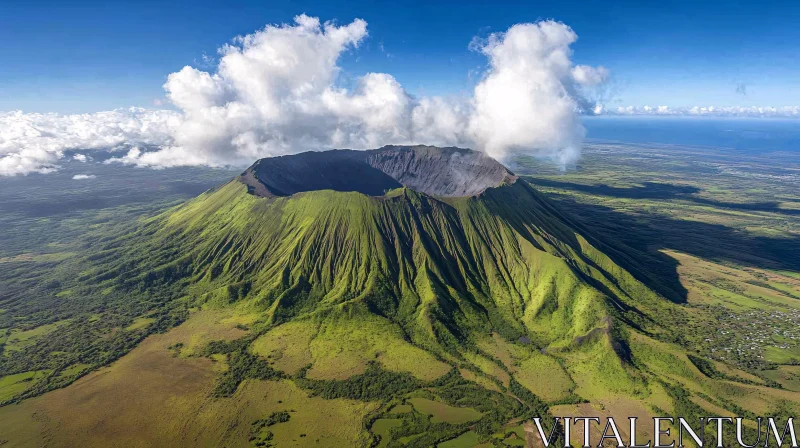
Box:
[239,145,518,198]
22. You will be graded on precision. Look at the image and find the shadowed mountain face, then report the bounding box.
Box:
[239,145,517,198]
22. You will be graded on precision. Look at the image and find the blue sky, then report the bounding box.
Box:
[2,0,800,114]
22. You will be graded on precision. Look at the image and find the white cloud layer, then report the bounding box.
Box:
[0,108,179,175]
[3,15,795,177]
[601,105,800,118]
[0,15,608,175]
[139,15,602,168]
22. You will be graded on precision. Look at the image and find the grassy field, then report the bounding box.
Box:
[437,430,481,448]
[0,309,377,447]
[407,397,483,424]
[372,418,403,448]
[2,320,71,352]
[0,370,50,403]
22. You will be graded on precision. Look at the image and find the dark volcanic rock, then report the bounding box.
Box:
[240,150,402,197]
[239,145,516,198]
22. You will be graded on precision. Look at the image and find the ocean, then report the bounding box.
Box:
[582,116,800,154]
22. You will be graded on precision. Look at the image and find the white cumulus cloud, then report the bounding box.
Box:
[468,21,599,164]
[1,15,607,175]
[72,174,96,180]
[572,65,610,86]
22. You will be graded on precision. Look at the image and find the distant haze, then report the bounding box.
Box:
[583,117,800,153]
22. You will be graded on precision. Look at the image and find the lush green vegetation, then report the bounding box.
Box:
[0,162,236,405]
[203,337,285,397]
[1,144,799,447]
[249,411,291,446]
[298,361,424,401]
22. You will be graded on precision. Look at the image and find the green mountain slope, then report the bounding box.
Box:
[2,146,797,447]
[63,147,670,406]
[110,153,661,363]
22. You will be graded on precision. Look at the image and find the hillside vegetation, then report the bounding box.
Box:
[1,146,798,447]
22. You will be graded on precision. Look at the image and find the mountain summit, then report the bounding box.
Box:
[239,145,518,198]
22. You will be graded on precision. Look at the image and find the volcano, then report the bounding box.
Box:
[156,145,660,350]
[3,145,773,448]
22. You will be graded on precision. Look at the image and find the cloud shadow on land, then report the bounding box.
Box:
[531,178,800,216]
[525,180,800,304]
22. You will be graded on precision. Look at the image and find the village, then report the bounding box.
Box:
[701,308,800,369]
